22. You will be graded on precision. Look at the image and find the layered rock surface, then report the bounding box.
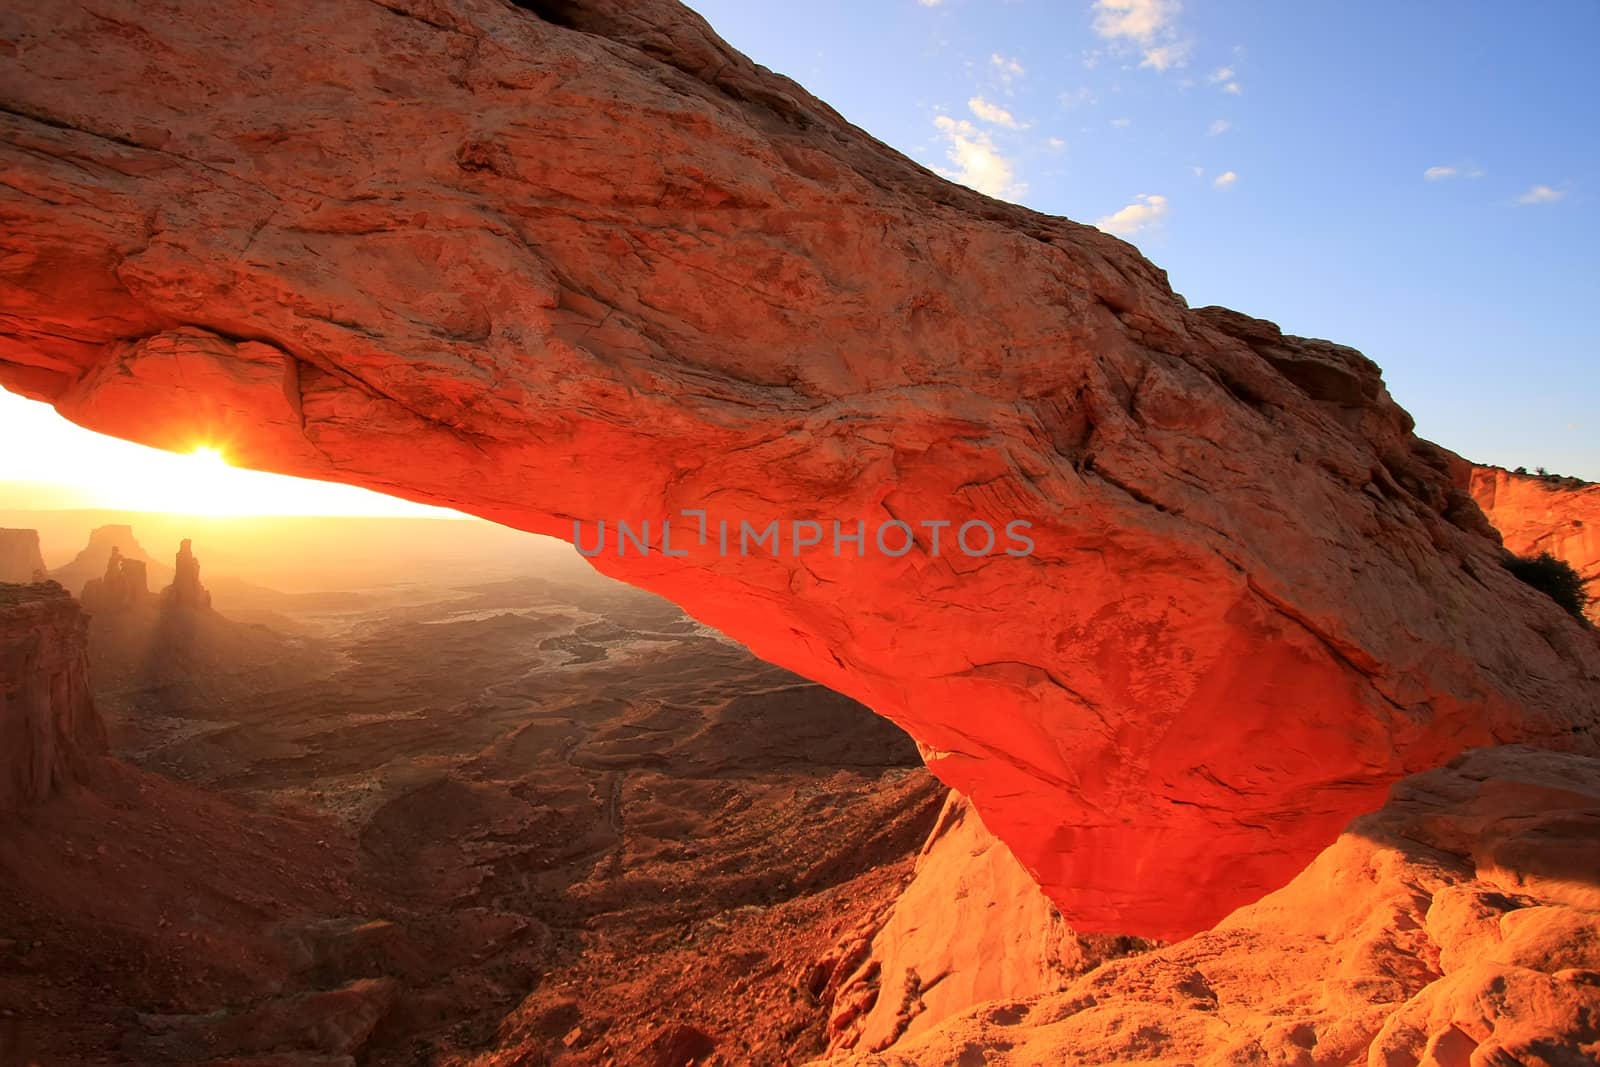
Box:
[0,582,106,811]
[1,0,1598,937]
[0,528,47,584]
[1468,466,1599,624]
[822,746,1600,1065]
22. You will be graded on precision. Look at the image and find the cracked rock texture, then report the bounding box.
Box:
[818,746,1600,1066]
[1,0,1598,938]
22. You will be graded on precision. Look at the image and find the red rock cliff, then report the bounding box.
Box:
[1467,466,1599,625]
[0,583,106,812]
[1,0,1597,938]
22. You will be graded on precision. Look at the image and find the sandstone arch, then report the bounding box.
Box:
[2,0,1596,939]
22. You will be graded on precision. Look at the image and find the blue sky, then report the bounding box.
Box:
[687,0,1599,479]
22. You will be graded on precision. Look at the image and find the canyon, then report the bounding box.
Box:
[0,0,1598,1062]
[1,0,1595,944]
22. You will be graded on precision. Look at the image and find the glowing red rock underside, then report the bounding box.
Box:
[1,0,1596,939]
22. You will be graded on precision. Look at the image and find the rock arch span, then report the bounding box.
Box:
[1,0,1595,940]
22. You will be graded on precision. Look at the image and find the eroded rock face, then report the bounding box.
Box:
[1468,465,1600,624]
[822,746,1600,1065]
[163,539,212,612]
[0,583,106,812]
[80,546,151,614]
[0,529,47,584]
[1,0,1598,937]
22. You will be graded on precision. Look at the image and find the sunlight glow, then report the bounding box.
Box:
[0,389,464,518]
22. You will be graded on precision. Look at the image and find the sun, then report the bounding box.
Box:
[0,388,463,518]
[189,446,228,468]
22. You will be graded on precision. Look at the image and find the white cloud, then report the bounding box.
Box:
[1140,42,1191,71]
[1208,66,1241,93]
[1110,116,1132,128]
[1425,164,1486,181]
[1059,86,1097,109]
[1047,136,1067,150]
[1093,0,1180,41]
[1517,184,1565,204]
[918,0,943,6]
[1192,165,1205,177]
[969,96,1029,129]
[932,115,1026,201]
[991,53,1025,85]
[1091,0,1190,73]
[1095,193,1168,237]
[1213,170,1238,189]
[1208,118,1231,136]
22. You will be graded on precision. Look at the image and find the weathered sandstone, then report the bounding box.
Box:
[1,0,1597,937]
[819,746,1600,1065]
[0,582,106,811]
[828,793,1146,1055]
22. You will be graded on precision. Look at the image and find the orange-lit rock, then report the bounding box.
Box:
[0,529,47,584]
[0,583,106,812]
[1468,465,1599,624]
[828,793,1145,1055]
[820,746,1600,1065]
[1,0,1598,938]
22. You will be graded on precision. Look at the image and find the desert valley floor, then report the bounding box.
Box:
[1,520,947,1065]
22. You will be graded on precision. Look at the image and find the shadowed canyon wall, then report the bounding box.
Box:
[0,583,105,812]
[1,0,1598,938]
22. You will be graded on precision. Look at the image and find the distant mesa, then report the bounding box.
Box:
[0,527,48,583]
[56,525,213,615]
[52,524,169,596]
